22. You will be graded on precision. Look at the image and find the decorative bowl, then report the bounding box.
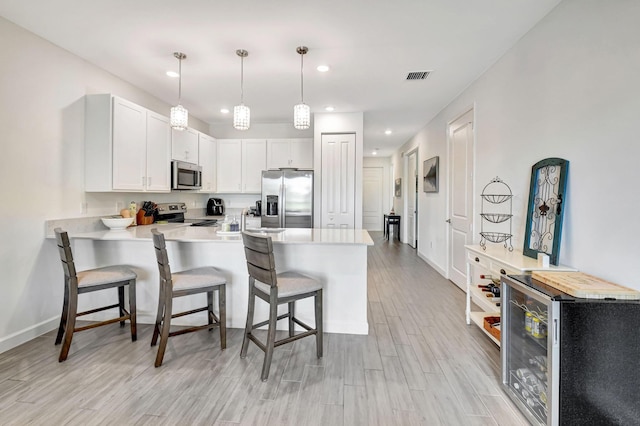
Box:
[101,216,134,230]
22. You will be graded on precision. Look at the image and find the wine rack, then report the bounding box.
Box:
[480,177,513,251]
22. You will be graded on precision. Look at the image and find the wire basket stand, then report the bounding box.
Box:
[480,177,513,251]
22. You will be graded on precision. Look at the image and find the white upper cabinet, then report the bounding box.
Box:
[85,94,171,192]
[216,139,242,192]
[242,139,267,193]
[267,138,313,170]
[171,127,199,163]
[216,139,266,193]
[145,112,171,192]
[198,133,216,193]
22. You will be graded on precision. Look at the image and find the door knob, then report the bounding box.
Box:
[446,219,451,223]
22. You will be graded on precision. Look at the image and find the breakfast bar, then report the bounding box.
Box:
[45,223,374,335]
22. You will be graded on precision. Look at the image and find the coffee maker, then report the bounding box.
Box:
[207,198,224,216]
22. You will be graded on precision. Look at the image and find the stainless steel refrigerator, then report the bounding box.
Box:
[261,170,313,228]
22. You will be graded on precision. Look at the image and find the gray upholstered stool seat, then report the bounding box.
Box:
[150,229,227,367]
[241,231,323,381]
[54,228,137,362]
[171,267,227,292]
[254,271,322,298]
[76,266,137,288]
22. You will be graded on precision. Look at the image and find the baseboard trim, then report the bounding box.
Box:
[0,317,59,355]
[417,251,447,278]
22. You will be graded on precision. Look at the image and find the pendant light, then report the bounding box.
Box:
[233,49,250,130]
[294,46,310,130]
[170,52,188,130]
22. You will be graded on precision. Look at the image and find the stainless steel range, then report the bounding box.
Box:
[155,203,218,227]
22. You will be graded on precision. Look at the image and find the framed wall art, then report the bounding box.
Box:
[522,157,569,265]
[423,156,439,193]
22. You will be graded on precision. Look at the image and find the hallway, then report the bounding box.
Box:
[0,232,527,425]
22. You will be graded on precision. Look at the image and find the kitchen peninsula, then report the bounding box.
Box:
[45,222,373,335]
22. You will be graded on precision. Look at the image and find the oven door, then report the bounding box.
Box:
[172,161,202,190]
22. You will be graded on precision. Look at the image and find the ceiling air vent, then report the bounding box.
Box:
[406,71,430,80]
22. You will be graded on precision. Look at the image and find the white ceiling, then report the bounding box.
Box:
[0,0,560,157]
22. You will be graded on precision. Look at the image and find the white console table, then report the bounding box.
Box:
[465,244,576,346]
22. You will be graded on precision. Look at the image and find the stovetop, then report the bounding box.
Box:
[155,203,218,227]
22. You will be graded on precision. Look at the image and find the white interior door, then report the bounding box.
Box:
[448,110,474,290]
[321,133,356,229]
[407,151,417,248]
[363,167,383,231]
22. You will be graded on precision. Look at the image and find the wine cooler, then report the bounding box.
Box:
[501,274,640,426]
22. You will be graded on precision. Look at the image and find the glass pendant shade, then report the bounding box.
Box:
[294,103,310,130]
[294,46,310,130]
[234,49,250,130]
[233,104,250,130]
[171,52,188,131]
[170,104,188,130]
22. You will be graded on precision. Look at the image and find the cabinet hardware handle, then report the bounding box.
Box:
[475,257,480,262]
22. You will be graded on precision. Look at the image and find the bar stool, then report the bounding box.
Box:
[150,229,227,367]
[54,228,137,362]
[240,231,323,381]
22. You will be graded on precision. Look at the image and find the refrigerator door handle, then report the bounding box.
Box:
[281,183,286,228]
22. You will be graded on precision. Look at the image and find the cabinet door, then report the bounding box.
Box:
[321,133,355,228]
[290,138,313,169]
[199,133,216,192]
[242,139,267,193]
[145,111,171,192]
[171,127,199,163]
[112,97,146,190]
[267,139,291,169]
[217,139,242,192]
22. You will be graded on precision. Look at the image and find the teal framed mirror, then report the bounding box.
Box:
[523,158,569,265]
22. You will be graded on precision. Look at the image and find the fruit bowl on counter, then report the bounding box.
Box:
[101,216,134,230]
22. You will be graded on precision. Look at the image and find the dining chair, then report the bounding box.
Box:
[240,231,323,381]
[150,228,227,367]
[54,228,137,362]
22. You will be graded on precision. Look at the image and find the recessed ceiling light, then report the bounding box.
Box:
[385,129,392,135]
[317,65,330,72]
[220,108,230,114]
[166,71,179,78]
[325,106,335,112]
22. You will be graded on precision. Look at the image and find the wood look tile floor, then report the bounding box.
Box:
[0,232,529,425]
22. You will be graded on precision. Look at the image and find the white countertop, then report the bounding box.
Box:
[49,223,374,245]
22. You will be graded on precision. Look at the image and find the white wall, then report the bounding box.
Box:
[313,112,364,228]
[0,17,212,352]
[394,0,640,289]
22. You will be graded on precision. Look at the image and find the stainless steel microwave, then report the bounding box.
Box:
[171,160,202,190]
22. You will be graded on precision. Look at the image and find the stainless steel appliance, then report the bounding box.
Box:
[255,200,262,216]
[155,202,217,227]
[261,170,313,228]
[501,274,640,425]
[207,198,224,216]
[171,160,202,190]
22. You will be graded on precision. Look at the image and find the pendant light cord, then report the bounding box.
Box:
[240,55,244,104]
[178,56,182,103]
[300,53,304,103]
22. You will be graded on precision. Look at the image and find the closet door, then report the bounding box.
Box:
[321,133,355,228]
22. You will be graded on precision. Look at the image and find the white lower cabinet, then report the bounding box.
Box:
[85,94,171,192]
[199,133,216,193]
[216,139,266,193]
